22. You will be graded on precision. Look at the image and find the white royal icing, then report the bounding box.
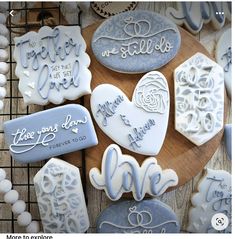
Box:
[187,168,231,233]
[13,25,91,105]
[34,158,90,233]
[174,53,224,146]
[90,71,170,155]
[89,144,178,201]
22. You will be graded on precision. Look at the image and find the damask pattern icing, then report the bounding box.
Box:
[89,144,178,201]
[96,199,180,233]
[34,158,89,233]
[166,2,231,34]
[187,168,231,233]
[91,71,169,155]
[92,10,181,73]
[174,53,224,146]
[3,104,98,163]
[13,26,91,105]
[215,28,231,98]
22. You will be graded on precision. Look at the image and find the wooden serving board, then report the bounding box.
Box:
[70,22,228,191]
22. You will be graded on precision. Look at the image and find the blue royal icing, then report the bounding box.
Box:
[96,199,180,233]
[89,144,178,201]
[4,104,98,163]
[92,10,181,73]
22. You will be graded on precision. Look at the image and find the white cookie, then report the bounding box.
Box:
[14,25,91,105]
[187,168,231,233]
[90,71,170,156]
[174,53,224,146]
[34,158,90,232]
[89,144,178,201]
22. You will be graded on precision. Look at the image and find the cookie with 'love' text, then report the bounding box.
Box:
[89,144,178,201]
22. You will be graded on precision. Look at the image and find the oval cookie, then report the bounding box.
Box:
[92,10,181,73]
[97,199,180,233]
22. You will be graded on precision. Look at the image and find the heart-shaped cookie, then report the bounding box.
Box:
[90,71,170,155]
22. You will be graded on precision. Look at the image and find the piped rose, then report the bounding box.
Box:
[133,72,169,114]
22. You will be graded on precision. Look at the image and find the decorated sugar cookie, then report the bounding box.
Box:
[91,71,169,155]
[4,104,98,163]
[96,199,180,233]
[215,28,231,98]
[13,25,91,105]
[166,2,231,34]
[187,168,231,233]
[174,53,224,146]
[92,10,181,73]
[89,144,178,201]
[34,158,89,233]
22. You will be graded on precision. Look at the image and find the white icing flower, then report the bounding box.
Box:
[176,97,190,113]
[134,75,168,113]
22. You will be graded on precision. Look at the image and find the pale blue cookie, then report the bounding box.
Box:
[96,199,180,233]
[4,104,98,163]
[92,10,181,73]
[224,124,231,160]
